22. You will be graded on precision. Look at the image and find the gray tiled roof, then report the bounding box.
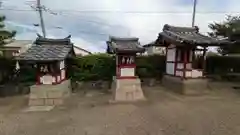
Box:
[160,24,232,46]
[107,36,145,53]
[35,37,71,45]
[16,44,72,61]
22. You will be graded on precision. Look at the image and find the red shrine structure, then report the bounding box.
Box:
[16,35,75,85]
[156,24,232,95]
[16,35,75,106]
[107,36,146,102]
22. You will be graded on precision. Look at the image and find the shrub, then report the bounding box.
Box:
[70,53,115,81]
[70,54,166,81]
[206,55,240,74]
[136,55,165,79]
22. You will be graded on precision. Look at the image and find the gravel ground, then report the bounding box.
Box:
[1,83,240,135]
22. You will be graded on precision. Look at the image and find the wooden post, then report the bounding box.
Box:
[174,49,178,76]
[183,49,188,79]
[202,47,207,76]
[116,55,119,77]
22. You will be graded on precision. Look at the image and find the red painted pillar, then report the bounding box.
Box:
[202,47,207,76]
[183,50,188,79]
[174,49,178,76]
[36,73,41,85]
[116,55,119,78]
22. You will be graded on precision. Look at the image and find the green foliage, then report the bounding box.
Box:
[0,57,16,84]
[206,55,240,74]
[206,51,219,57]
[70,54,166,81]
[0,15,16,45]
[18,64,36,83]
[70,54,115,81]
[0,57,15,70]
[136,55,165,79]
[208,15,240,55]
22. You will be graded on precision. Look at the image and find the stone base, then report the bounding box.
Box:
[111,77,146,102]
[162,75,208,95]
[28,80,71,106]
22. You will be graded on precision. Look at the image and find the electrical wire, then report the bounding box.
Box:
[1,8,240,14]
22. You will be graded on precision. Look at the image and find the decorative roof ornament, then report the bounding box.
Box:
[160,24,233,47]
[106,36,145,53]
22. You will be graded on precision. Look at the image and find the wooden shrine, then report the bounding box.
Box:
[107,36,146,102]
[16,35,75,106]
[157,24,232,95]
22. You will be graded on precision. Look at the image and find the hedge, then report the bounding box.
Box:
[69,54,115,81]
[136,55,165,79]
[3,54,240,83]
[206,55,240,74]
[69,54,165,81]
[0,57,16,84]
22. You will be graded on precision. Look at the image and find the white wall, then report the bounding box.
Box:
[120,68,135,77]
[166,44,176,75]
[40,75,53,84]
[166,48,176,62]
[176,71,183,77]
[166,63,175,75]
[59,60,65,70]
[145,46,166,55]
[74,47,90,56]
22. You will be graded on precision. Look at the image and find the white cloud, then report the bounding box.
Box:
[2,0,240,52]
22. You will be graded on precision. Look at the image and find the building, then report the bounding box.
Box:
[142,41,166,55]
[0,40,33,58]
[0,40,91,58]
[158,24,232,95]
[106,36,145,102]
[16,35,75,106]
[73,46,91,56]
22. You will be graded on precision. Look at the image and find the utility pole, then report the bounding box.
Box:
[191,0,197,27]
[37,0,46,37]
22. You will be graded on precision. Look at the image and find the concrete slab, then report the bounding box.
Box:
[22,106,54,112]
[111,78,146,102]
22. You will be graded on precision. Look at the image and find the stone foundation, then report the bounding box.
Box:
[29,80,71,106]
[111,77,146,102]
[162,75,208,95]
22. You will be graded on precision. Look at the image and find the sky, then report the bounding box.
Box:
[1,0,240,52]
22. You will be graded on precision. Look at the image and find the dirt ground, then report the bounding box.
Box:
[1,82,240,135]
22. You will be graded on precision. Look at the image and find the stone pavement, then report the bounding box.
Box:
[1,84,240,135]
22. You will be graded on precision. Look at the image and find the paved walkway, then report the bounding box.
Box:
[1,84,240,135]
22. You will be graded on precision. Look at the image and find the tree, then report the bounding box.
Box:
[206,51,219,57]
[208,15,240,55]
[0,15,16,46]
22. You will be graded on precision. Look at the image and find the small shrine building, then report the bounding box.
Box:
[156,24,232,95]
[16,35,75,106]
[107,36,146,102]
[16,35,75,85]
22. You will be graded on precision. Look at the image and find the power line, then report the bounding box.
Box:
[36,0,46,37]
[192,0,197,27]
[1,8,240,14]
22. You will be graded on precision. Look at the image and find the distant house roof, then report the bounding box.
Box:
[74,46,91,55]
[16,35,74,61]
[143,39,166,48]
[106,36,145,53]
[2,40,32,48]
[159,24,233,47]
[143,41,156,48]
